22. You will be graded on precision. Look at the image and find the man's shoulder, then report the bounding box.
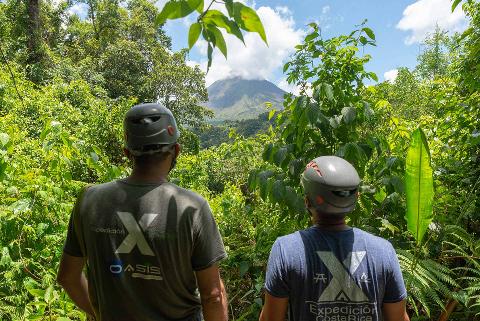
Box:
[275,231,303,248]
[162,182,207,208]
[352,228,393,247]
[353,227,390,245]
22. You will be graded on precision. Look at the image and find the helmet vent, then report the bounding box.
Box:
[332,189,357,197]
[306,161,323,176]
[132,116,162,125]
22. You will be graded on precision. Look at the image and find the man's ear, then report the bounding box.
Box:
[174,143,181,158]
[304,196,311,208]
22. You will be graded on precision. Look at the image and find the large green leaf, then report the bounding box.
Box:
[405,127,434,245]
[207,25,227,58]
[233,2,267,44]
[188,23,202,49]
[156,0,202,25]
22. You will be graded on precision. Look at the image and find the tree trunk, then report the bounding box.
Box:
[437,299,458,321]
[26,0,41,65]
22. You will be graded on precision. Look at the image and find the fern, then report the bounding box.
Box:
[397,249,457,317]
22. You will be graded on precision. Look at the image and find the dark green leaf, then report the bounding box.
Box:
[305,32,319,42]
[368,72,378,82]
[359,36,368,45]
[225,0,234,17]
[189,0,203,13]
[273,147,288,167]
[272,180,285,202]
[156,0,202,25]
[247,170,257,190]
[207,43,213,70]
[188,23,202,50]
[362,27,375,40]
[239,261,249,277]
[307,103,318,124]
[208,25,227,58]
[323,83,334,101]
[341,106,356,124]
[263,143,274,162]
[451,0,462,12]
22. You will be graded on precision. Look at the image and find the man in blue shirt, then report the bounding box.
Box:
[260,156,409,321]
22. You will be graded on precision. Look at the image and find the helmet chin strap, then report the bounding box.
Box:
[168,146,177,173]
[169,155,177,173]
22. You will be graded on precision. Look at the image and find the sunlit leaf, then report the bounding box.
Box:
[156,0,202,25]
[233,2,267,44]
[362,27,375,40]
[405,127,434,245]
[188,23,202,50]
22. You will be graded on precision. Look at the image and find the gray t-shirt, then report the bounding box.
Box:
[64,180,227,321]
[265,227,407,321]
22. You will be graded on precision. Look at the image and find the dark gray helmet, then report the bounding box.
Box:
[124,103,180,156]
[301,156,360,215]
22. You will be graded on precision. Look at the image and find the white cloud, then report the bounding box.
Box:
[322,5,330,14]
[396,0,467,44]
[384,69,399,83]
[277,78,300,96]
[193,5,305,86]
[67,2,89,19]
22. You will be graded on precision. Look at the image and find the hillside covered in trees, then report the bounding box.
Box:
[0,0,479,320]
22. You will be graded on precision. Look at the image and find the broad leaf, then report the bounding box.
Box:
[188,23,202,49]
[451,0,462,12]
[272,180,285,202]
[341,106,356,124]
[0,133,10,147]
[323,83,334,101]
[362,27,375,40]
[203,10,245,43]
[208,25,227,58]
[233,2,267,44]
[405,128,434,245]
[156,0,202,25]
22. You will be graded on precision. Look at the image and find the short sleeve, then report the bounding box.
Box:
[63,209,84,257]
[383,244,407,303]
[191,201,227,271]
[264,239,290,298]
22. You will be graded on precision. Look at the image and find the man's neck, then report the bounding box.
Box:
[313,214,350,231]
[127,167,169,184]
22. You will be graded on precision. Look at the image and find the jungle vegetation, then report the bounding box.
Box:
[0,0,479,320]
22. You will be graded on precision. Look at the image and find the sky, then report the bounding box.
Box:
[67,0,468,92]
[160,0,467,92]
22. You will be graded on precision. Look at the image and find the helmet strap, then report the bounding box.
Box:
[169,155,177,173]
[167,144,178,173]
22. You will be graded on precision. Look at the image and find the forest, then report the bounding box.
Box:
[0,0,479,320]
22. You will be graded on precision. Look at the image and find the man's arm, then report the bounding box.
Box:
[383,300,410,321]
[56,252,95,317]
[259,292,288,321]
[195,263,228,321]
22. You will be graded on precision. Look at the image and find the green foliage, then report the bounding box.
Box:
[157,0,267,68]
[1,0,480,319]
[405,128,434,245]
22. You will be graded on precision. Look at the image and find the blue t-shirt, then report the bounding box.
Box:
[265,227,407,321]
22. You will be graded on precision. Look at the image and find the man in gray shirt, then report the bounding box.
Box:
[57,103,228,321]
[260,156,409,321]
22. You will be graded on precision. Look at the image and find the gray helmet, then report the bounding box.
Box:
[301,156,360,215]
[124,103,180,156]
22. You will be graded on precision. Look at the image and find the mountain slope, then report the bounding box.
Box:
[206,77,285,121]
